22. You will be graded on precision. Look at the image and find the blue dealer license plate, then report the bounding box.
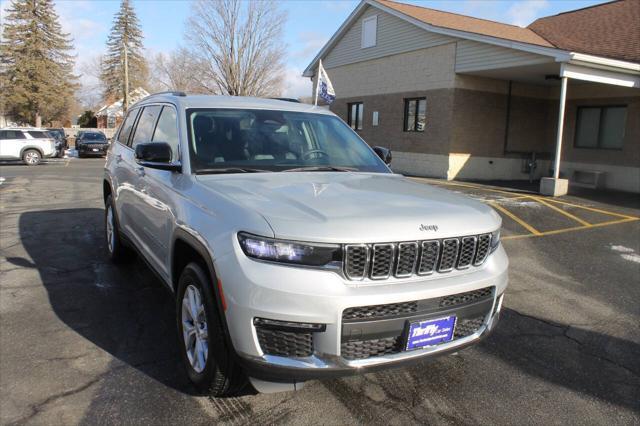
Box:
[406,316,456,350]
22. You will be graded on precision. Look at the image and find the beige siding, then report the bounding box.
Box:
[326,43,457,99]
[324,5,456,69]
[455,40,552,73]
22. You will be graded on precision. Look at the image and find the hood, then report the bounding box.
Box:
[197,172,501,243]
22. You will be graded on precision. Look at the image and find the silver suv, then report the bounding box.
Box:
[103,93,508,396]
[0,128,57,165]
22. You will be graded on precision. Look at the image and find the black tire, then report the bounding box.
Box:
[176,262,245,397]
[104,194,132,263]
[22,149,41,166]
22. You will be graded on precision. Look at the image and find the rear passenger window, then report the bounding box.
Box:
[131,106,162,148]
[117,109,140,146]
[27,131,49,138]
[0,130,26,139]
[152,106,179,160]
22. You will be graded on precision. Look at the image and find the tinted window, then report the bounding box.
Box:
[153,106,179,160]
[188,109,388,173]
[27,131,50,139]
[575,106,626,150]
[0,130,26,140]
[82,133,106,140]
[131,106,162,148]
[117,109,140,146]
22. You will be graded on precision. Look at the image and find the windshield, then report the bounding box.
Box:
[187,109,389,173]
[82,133,106,141]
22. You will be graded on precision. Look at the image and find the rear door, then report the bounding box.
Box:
[0,130,26,159]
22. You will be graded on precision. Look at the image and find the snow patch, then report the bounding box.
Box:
[610,245,634,253]
[621,253,640,264]
[64,149,78,158]
[610,244,640,263]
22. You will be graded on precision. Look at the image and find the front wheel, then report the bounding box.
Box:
[176,262,245,396]
[104,194,131,263]
[22,149,41,166]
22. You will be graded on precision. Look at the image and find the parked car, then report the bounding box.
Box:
[0,128,57,165]
[46,128,68,157]
[76,131,109,158]
[103,94,508,396]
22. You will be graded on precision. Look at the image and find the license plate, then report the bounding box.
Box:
[92,148,99,152]
[406,316,456,350]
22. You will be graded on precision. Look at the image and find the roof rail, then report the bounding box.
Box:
[270,97,301,103]
[148,91,188,97]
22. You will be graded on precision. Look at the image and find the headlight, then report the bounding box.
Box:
[490,229,501,252]
[238,232,342,267]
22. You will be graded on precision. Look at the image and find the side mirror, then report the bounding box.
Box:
[373,146,392,165]
[134,142,181,172]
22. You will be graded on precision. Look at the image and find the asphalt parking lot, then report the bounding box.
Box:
[1,159,639,425]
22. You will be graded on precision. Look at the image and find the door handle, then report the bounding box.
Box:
[115,154,122,163]
[136,166,145,177]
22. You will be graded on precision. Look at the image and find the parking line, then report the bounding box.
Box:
[502,217,638,241]
[489,201,541,236]
[541,198,638,220]
[532,196,591,227]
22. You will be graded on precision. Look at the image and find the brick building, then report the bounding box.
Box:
[305,0,640,193]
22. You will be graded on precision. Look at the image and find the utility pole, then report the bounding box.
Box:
[123,40,129,112]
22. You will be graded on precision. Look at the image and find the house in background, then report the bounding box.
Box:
[96,87,150,129]
[305,0,640,193]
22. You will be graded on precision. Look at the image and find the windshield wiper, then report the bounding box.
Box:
[196,167,272,175]
[283,166,358,172]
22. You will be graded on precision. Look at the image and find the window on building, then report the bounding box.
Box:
[404,98,426,132]
[361,15,377,48]
[348,102,364,131]
[575,106,626,150]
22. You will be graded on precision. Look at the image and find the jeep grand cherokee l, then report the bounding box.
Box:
[103,93,508,396]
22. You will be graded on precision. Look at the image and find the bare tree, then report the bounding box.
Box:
[185,0,286,97]
[150,48,212,93]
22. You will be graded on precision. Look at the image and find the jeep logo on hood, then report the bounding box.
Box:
[419,224,439,232]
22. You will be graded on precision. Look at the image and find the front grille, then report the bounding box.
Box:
[343,301,419,321]
[454,316,484,338]
[439,287,494,308]
[343,233,493,281]
[344,287,493,322]
[341,336,402,360]
[255,327,313,357]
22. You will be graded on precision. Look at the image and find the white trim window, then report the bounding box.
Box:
[361,15,377,49]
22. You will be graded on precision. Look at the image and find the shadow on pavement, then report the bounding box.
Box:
[14,208,640,421]
[16,208,211,422]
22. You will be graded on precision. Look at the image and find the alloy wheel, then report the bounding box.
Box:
[182,284,209,373]
[25,151,39,164]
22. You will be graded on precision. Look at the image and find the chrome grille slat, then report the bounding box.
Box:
[395,242,418,277]
[343,233,493,281]
[474,234,492,265]
[370,244,394,280]
[438,239,460,272]
[418,240,440,275]
[457,236,477,269]
[344,245,369,280]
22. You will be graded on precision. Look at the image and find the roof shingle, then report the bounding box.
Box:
[375,0,554,47]
[528,0,640,63]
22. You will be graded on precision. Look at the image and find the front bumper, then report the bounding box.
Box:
[215,241,508,383]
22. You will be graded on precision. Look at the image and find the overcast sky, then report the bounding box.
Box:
[3,0,606,103]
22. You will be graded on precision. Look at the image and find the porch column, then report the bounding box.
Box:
[540,76,570,196]
[553,76,568,179]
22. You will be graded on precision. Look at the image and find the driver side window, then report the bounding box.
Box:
[153,106,179,161]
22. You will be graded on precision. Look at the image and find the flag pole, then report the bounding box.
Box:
[314,59,322,106]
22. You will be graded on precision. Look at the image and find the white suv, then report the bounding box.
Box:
[0,128,57,165]
[103,93,508,396]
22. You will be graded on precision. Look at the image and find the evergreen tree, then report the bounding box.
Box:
[0,0,77,126]
[100,0,148,108]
